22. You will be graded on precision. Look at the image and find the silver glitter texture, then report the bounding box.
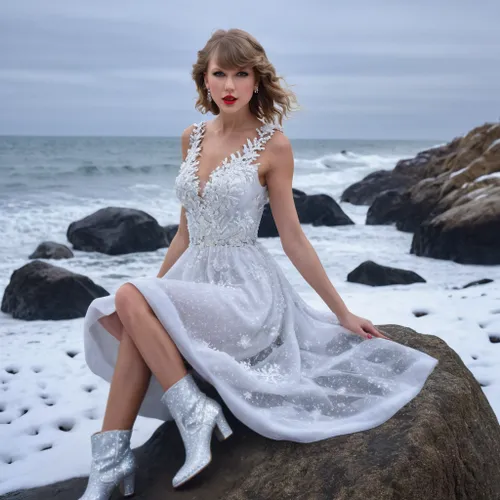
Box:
[79,429,136,499]
[161,374,233,488]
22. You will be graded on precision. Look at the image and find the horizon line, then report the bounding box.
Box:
[0,133,443,142]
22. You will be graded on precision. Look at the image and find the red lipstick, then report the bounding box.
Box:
[222,95,237,105]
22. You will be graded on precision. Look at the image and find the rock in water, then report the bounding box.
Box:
[347,260,426,286]
[259,189,353,238]
[295,193,354,227]
[366,190,407,225]
[1,260,108,320]
[28,241,74,260]
[341,170,416,206]
[67,207,168,255]
[6,326,500,499]
[341,141,459,207]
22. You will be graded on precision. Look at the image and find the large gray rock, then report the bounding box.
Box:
[4,325,500,499]
[1,260,108,320]
[67,207,168,255]
[341,141,460,207]
[391,123,500,238]
[410,197,500,265]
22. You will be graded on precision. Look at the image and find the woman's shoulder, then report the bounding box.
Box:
[181,121,205,140]
[264,123,291,155]
[180,122,205,160]
[181,121,206,152]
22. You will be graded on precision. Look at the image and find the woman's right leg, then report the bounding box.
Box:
[97,313,152,431]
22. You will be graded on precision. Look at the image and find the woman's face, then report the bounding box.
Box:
[204,57,257,113]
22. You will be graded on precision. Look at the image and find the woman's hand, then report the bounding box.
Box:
[338,311,390,340]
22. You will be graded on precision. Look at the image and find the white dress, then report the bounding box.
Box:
[84,121,438,443]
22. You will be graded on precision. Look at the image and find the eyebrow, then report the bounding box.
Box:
[211,66,249,71]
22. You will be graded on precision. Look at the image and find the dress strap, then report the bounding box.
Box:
[183,122,206,167]
[189,121,206,149]
[252,123,282,155]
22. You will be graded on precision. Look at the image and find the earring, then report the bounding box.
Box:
[254,87,259,94]
[207,89,212,103]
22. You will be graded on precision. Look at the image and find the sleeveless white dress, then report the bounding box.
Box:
[84,121,438,443]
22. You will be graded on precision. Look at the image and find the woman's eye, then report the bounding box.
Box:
[212,71,248,77]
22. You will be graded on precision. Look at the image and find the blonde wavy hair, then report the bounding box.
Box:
[192,29,298,126]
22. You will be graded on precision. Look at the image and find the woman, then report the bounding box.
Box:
[81,28,438,499]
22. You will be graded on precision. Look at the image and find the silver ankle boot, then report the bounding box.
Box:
[79,429,137,499]
[161,373,233,488]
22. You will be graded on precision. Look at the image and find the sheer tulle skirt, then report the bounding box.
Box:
[84,242,438,442]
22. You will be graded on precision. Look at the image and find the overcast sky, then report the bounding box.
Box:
[1,1,499,139]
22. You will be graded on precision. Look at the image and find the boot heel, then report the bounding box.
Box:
[214,412,233,441]
[119,473,135,497]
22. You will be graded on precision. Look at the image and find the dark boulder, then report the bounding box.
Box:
[393,141,459,177]
[347,260,426,286]
[366,190,407,225]
[1,260,108,320]
[6,325,500,500]
[296,194,354,226]
[259,189,353,238]
[392,151,433,175]
[292,187,307,198]
[394,177,446,233]
[67,207,168,255]
[258,207,279,238]
[259,189,305,237]
[163,225,179,246]
[340,170,415,206]
[28,241,74,260]
[410,201,500,265]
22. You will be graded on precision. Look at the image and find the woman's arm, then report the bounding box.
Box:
[264,133,388,340]
[156,206,189,278]
[156,125,193,278]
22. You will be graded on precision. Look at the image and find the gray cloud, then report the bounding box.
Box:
[1,0,499,139]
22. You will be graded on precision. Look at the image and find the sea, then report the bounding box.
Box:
[0,135,436,304]
[0,134,434,263]
[1,134,500,494]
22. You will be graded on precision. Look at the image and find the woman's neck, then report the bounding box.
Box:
[213,110,261,134]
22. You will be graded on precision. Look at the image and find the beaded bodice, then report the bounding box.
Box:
[175,121,281,247]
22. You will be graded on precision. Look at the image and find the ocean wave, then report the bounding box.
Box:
[295,151,402,172]
[5,162,178,180]
[76,164,162,175]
